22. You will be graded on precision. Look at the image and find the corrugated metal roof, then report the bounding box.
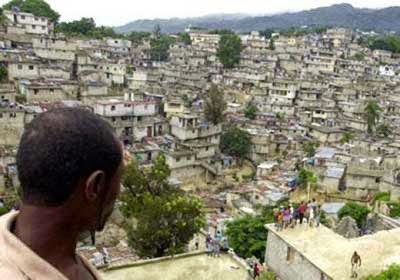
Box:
[325,166,345,178]
[315,147,336,159]
[321,202,345,214]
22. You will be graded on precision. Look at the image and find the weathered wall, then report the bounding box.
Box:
[266,230,327,280]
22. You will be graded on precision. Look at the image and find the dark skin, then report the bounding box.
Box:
[12,148,125,280]
[351,252,362,266]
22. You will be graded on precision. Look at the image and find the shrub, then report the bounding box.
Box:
[338,202,370,228]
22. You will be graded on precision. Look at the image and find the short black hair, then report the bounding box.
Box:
[17,107,122,206]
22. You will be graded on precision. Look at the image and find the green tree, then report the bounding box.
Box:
[302,140,320,157]
[338,202,370,228]
[127,31,151,46]
[2,0,60,22]
[0,65,7,82]
[150,29,176,62]
[120,155,205,258]
[269,38,275,50]
[217,33,242,69]
[353,52,365,61]
[55,17,122,39]
[259,29,274,39]
[297,168,317,189]
[369,36,400,53]
[153,24,162,39]
[208,29,234,35]
[244,103,258,120]
[340,131,354,144]
[364,100,382,134]
[0,7,8,25]
[220,126,251,163]
[313,26,328,34]
[226,212,274,261]
[204,84,226,125]
[374,192,390,202]
[376,123,392,138]
[276,112,285,126]
[257,271,277,280]
[388,202,400,218]
[178,32,191,45]
[365,264,400,280]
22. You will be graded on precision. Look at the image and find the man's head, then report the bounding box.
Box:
[17,107,123,232]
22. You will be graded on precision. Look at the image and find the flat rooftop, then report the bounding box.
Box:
[266,224,400,279]
[100,253,248,280]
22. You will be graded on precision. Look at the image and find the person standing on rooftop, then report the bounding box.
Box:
[0,108,125,280]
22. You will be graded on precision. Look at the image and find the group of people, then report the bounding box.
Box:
[274,199,321,230]
[206,231,228,257]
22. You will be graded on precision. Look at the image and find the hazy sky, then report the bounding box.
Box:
[1,0,399,26]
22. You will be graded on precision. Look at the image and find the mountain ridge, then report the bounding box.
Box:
[115,3,400,34]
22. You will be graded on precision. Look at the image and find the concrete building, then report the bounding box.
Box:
[4,10,53,35]
[265,224,400,280]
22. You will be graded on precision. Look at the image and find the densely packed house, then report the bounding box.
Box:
[1,10,400,198]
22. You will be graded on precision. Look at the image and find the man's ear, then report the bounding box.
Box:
[85,171,106,203]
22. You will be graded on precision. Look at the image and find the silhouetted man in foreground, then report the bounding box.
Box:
[0,108,124,279]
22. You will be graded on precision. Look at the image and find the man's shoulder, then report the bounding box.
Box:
[0,211,27,279]
[0,258,27,279]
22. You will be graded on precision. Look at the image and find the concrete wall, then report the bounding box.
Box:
[0,111,25,146]
[39,67,71,80]
[266,230,330,280]
[166,154,196,170]
[170,165,205,184]
[34,48,75,61]
[8,63,40,80]
[26,87,66,103]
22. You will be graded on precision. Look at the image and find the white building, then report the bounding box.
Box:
[4,10,53,35]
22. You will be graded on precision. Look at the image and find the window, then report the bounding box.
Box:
[286,247,295,263]
[0,113,3,118]
[33,89,38,95]
[32,25,36,29]
[111,105,116,111]
[34,17,38,21]
[176,157,181,162]
[42,26,45,30]
[186,156,191,160]
[50,89,54,94]
[29,65,34,70]
[21,15,26,20]
[18,65,23,70]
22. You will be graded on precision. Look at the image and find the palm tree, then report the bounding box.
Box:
[298,168,317,200]
[364,100,381,134]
